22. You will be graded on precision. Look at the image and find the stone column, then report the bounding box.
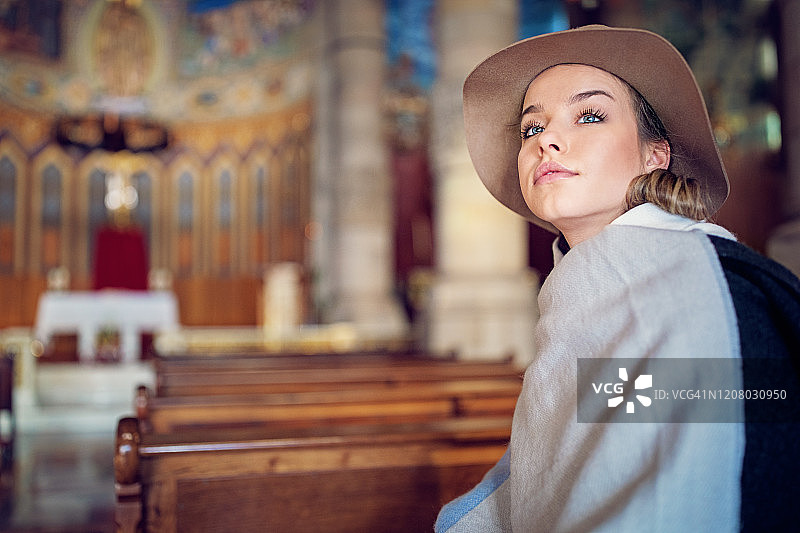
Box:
[316,0,407,337]
[426,0,539,366]
[767,0,800,277]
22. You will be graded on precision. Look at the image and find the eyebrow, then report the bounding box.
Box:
[520,89,616,119]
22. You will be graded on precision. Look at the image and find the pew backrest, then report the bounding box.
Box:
[115,415,512,533]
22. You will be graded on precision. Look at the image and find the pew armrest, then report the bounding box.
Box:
[114,417,142,533]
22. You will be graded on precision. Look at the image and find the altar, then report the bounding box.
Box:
[34,290,180,363]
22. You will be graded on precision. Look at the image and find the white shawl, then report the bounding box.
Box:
[436,204,745,532]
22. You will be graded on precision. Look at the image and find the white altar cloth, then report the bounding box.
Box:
[34,290,180,363]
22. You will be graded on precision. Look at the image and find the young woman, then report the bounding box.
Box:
[436,25,800,532]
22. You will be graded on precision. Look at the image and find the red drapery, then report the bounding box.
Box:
[93,226,148,291]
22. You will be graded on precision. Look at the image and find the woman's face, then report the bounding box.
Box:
[517,64,665,245]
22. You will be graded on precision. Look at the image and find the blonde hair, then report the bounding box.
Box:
[622,80,712,222]
[626,169,711,221]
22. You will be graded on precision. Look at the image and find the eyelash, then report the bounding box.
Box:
[519,108,608,139]
[519,120,544,139]
[578,107,607,123]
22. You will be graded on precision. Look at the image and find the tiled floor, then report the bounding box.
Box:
[0,431,115,532]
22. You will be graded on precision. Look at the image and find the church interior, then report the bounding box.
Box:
[0,0,798,531]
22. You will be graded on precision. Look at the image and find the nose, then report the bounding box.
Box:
[537,129,563,154]
[542,142,560,153]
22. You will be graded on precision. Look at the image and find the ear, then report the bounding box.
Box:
[644,140,671,172]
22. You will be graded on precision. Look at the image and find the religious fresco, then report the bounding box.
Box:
[180,0,315,77]
[0,0,318,122]
[92,1,156,98]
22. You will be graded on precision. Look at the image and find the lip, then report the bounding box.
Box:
[534,161,577,185]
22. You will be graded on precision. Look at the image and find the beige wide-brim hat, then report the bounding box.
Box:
[462,25,729,233]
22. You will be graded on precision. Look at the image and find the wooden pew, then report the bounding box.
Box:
[115,415,511,533]
[136,376,522,433]
[154,349,507,370]
[119,351,520,531]
[136,351,522,434]
[153,352,522,397]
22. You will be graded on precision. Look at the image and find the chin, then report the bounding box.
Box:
[530,202,586,228]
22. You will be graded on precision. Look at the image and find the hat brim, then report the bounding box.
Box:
[463,25,729,232]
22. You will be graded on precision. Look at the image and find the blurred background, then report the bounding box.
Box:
[0,0,797,529]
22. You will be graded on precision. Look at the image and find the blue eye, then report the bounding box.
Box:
[520,122,544,139]
[577,108,607,124]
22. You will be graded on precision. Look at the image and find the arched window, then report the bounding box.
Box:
[0,156,16,273]
[252,164,268,266]
[177,170,194,274]
[177,171,193,231]
[40,164,62,270]
[216,169,233,272]
[88,167,108,266]
[132,170,152,248]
